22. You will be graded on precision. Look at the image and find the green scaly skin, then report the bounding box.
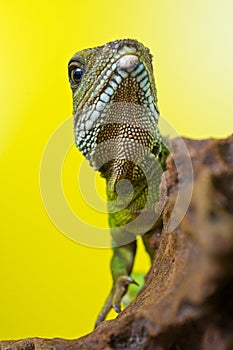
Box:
[68,39,169,327]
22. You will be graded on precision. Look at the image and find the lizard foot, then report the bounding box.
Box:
[112,276,139,313]
[95,275,138,328]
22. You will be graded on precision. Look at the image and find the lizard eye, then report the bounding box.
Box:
[69,66,84,85]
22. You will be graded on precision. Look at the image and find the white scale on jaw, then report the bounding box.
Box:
[76,53,159,151]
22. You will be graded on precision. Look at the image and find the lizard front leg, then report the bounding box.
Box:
[95,229,138,327]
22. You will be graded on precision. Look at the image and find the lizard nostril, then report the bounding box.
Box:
[117,54,140,72]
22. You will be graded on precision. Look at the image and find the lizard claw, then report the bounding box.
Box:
[127,277,139,286]
[113,304,121,313]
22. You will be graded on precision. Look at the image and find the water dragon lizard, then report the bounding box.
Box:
[68,39,169,327]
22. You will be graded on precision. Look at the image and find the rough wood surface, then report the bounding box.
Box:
[1,135,233,350]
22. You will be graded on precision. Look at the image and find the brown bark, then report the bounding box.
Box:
[1,135,233,350]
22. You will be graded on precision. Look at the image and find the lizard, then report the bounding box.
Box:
[68,39,169,327]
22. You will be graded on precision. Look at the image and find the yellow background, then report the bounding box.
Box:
[0,0,232,340]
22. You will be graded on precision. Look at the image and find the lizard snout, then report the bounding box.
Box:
[117,54,140,73]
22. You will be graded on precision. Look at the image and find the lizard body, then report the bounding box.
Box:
[68,39,169,327]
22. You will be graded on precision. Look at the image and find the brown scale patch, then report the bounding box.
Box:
[112,76,145,104]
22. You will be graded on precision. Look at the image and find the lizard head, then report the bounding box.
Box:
[68,39,161,188]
